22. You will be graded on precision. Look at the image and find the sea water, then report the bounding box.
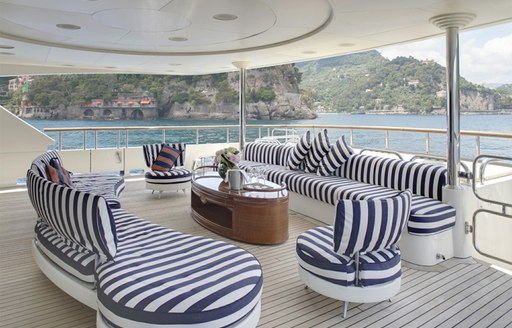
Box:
[24,113,511,159]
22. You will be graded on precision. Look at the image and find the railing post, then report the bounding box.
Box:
[385,130,389,149]
[94,130,97,149]
[475,136,481,157]
[163,130,166,143]
[59,131,62,151]
[226,128,230,143]
[116,130,120,149]
[196,128,199,144]
[426,132,430,154]
[83,130,87,150]
[125,130,129,148]
[349,129,353,146]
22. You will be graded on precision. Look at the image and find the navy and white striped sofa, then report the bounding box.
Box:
[30,150,125,209]
[27,158,263,327]
[239,141,457,266]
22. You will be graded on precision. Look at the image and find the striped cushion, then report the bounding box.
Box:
[143,143,187,168]
[151,145,182,172]
[296,226,401,287]
[27,170,117,262]
[145,168,192,184]
[338,154,448,201]
[35,220,96,283]
[46,158,74,187]
[409,195,456,235]
[243,142,291,166]
[96,209,263,327]
[317,136,353,176]
[304,129,330,173]
[333,190,412,256]
[287,131,312,169]
[71,173,125,209]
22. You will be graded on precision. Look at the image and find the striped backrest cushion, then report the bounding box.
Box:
[46,158,74,187]
[287,131,312,169]
[341,154,447,200]
[27,169,117,262]
[304,129,330,173]
[143,143,186,168]
[317,135,354,176]
[151,145,182,172]
[31,150,64,179]
[243,142,288,166]
[333,189,411,257]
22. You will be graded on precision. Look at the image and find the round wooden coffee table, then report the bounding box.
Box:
[191,171,289,244]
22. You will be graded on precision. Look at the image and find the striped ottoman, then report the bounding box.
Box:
[96,209,263,327]
[145,168,192,198]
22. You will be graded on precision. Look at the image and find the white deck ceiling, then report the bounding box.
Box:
[0,0,511,76]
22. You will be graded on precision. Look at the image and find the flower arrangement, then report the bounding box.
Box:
[214,146,241,179]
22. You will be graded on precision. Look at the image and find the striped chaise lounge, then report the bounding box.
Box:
[239,132,456,266]
[142,143,192,198]
[296,190,412,317]
[27,167,263,327]
[30,150,125,209]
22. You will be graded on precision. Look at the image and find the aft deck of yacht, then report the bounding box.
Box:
[1,178,511,328]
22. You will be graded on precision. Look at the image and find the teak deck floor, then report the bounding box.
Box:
[1,179,511,328]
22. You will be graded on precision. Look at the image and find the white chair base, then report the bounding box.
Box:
[298,266,401,318]
[145,181,191,198]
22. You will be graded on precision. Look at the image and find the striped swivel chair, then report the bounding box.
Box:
[296,190,412,318]
[142,143,192,198]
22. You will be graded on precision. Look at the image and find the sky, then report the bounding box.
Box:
[378,22,512,86]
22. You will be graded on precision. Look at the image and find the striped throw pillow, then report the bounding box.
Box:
[333,190,412,257]
[46,158,74,188]
[151,145,182,172]
[304,129,330,173]
[317,135,354,176]
[287,131,312,169]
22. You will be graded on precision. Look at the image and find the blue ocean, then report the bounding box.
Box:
[25,113,511,159]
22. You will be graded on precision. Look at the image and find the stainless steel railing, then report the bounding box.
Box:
[44,124,512,160]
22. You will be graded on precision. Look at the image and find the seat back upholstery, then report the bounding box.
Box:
[336,154,447,201]
[243,142,293,166]
[142,143,186,168]
[27,169,117,262]
[333,190,412,257]
[31,150,63,179]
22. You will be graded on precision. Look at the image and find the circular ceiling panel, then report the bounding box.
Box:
[0,0,333,55]
[92,8,191,32]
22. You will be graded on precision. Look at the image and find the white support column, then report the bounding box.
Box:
[233,61,250,155]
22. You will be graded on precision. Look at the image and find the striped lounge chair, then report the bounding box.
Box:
[296,190,411,318]
[142,143,192,198]
[27,168,263,327]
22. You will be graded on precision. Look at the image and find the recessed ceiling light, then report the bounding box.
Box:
[168,36,188,42]
[0,52,14,55]
[0,45,14,49]
[168,63,182,66]
[105,66,117,69]
[338,43,355,47]
[56,23,81,30]
[62,64,75,67]
[213,13,238,21]
[302,51,316,54]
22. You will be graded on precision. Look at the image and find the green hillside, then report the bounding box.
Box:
[298,50,512,113]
